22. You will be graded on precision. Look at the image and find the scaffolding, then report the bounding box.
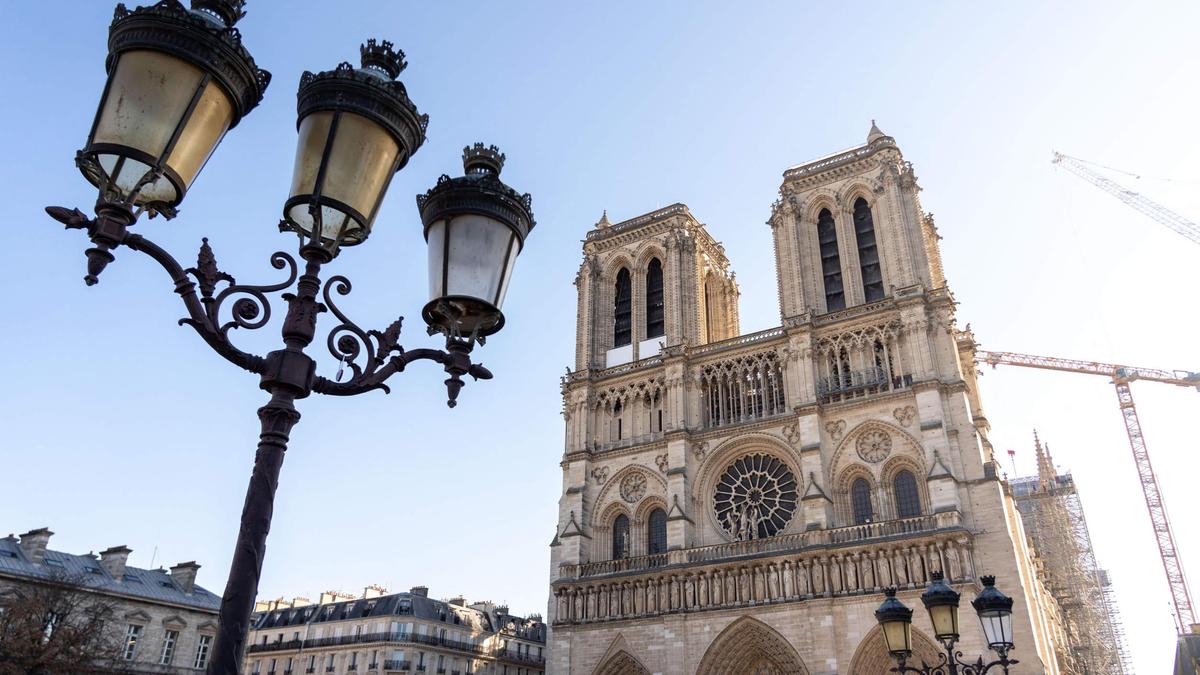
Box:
[1011,433,1134,674]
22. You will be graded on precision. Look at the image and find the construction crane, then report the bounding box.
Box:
[976,349,1200,634]
[1051,151,1200,246]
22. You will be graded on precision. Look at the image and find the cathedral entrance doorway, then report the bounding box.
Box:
[848,625,942,673]
[591,650,650,675]
[695,617,810,675]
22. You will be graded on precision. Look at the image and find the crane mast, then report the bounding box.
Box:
[1051,152,1200,246]
[976,349,1199,633]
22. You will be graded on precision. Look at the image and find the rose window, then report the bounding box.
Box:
[713,452,798,540]
[856,429,892,463]
[619,471,647,503]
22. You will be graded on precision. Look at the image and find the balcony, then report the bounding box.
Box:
[247,631,485,657]
[382,662,410,672]
[348,665,358,672]
[816,367,911,404]
[494,650,547,666]
[559,511,963,580]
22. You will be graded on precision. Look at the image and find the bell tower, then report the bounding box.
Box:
[572,205,739,373]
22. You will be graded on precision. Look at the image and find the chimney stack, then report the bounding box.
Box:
[18,528,53,565]
[99,545,132,579]
[410,585,429,598]
[169,561,200,593]
[363,585,387,599]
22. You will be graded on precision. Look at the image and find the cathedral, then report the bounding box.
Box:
[546,125,1073,674]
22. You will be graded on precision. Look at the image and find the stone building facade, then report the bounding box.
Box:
[245,585,546,675]
[0,527,220,673]
[547,125,1070,674]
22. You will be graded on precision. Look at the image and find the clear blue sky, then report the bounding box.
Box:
[3,1,1198,671]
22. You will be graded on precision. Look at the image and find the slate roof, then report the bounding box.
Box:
[252,592,494,634]
[0,536,220,612]
[251,591,546,643]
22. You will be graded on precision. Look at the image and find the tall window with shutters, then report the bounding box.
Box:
[851,478,873,524]
[645,258,664,339]
[854,198,884,302]
[817,208,845,311]
[613,268,632,347]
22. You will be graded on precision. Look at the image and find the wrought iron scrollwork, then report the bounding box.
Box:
[48,204,496,408]
[321,275,400,386]
[893,648,1017,674]
[203,249,297,337]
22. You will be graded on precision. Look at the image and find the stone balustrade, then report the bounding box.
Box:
[552,514,972,625]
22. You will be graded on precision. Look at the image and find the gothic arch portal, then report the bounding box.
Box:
[849,624,942,674]
[695,616,810,675]
[591,651,649,675]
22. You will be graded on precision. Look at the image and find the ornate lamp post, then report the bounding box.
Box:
[45,2,535,673]
[874,574,1019,674]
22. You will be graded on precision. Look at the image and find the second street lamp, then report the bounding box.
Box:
[874,573,1019,675]
[46,3,536,673]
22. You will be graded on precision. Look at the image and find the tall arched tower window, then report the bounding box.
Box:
[851,478,873,524]
[817,208,845,311]
[614,268,632,347]
[612,514,630,559]
[853,198,884,302]
[645,258,664,339]
[647,508,667,555]
[894,470,921,518]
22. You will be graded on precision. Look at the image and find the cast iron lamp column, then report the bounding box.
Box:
[45,3,536,674]
[874,574,1019,674]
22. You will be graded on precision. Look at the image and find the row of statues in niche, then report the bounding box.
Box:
[723,501,767,541]
[557,537,973,623]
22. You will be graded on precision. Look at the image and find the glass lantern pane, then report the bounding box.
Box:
[319,112,399,230]
[493,235,520,309]
[882,621,911,655]
[93,50,205,164]
[165,78,233,190]
[426,220,446,300]
[442,215,513,305]
[289,112,332,202]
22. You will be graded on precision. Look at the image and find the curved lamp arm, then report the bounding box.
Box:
[312,275,494,405]
[47,204,495,407]
[892,650,1018,675]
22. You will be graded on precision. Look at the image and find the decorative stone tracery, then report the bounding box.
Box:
[712,453,799,541]
[620,471,647,503]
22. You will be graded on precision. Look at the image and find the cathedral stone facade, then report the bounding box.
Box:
[547,126,1070,674]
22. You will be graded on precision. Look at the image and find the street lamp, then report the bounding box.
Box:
[46,2,535,673]
[874,573,1019,674]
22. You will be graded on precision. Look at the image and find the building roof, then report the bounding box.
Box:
[251,590,546,643]
[0,535,219,612]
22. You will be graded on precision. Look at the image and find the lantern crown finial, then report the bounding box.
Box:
[190,0,247,27]
[361,39,407,79]
[463,143,506,176]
